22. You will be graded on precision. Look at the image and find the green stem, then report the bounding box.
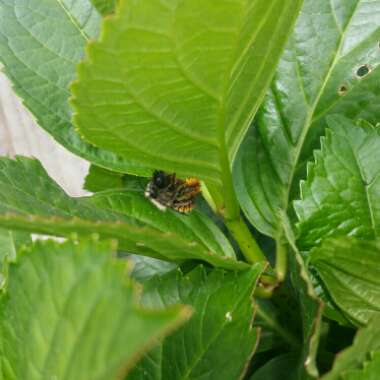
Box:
[225,217,267,264]
[212,83,265,264]
[275,240,288,282]
[218,148,240,220]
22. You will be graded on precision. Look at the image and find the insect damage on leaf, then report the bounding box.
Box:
[145,171,201,214]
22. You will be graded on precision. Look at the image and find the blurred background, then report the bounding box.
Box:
[0,71,89,197]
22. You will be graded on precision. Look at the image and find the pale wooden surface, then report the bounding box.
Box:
[0,72,89,197]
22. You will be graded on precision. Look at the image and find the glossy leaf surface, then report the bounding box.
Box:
[311,238,380,325]
[127,264,264,380]
[295,116,380,250]
[235,0,380,237]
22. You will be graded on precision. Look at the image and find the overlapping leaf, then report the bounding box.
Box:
[294,116,380,250]
[0,238,190,380]
[129,255,176,283]
[322,317,380,380]
[0,229,30,290]
[250,353,300,380]
[72,0,302,188]
[289,251,323,378]
[91,0,117,15]
[0,156,245,270]
[235,0,380,237]
[311,238,380,326]
[343,351,380,380]
[0,0,148,175]
[84,164,127,192]
[127,264,264,380]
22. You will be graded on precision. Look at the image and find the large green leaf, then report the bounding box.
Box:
[311,238,380,326]
[322,317,380,380]
[127,264,264,380]
[0,0,149,175]
[72,0,302,188]
[0,238,190,380]
[294,116,380,250]
[235,0,380,237]
[0,156,245,270]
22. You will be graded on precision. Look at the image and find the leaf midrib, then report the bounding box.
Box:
[345,133,379,238]
[56,0,90,41]
[180,274,257,379]
[284,1,361,213]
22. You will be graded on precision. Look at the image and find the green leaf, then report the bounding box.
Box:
[84,164,146,193]
[289,250,323,378]
[0,229,30,290]
[0,0,149,176]
[250,353,300,380]
[129,255,177,283]
[72,0,302,188]
[235,0,380,237]
[0,229,30,264]
[84,165,125,192]
[91,0,117,15]
[294,116,380,250]
[322,317,380,380]
[127,263,264,380]
[311,237,380,326]
[0,238,191,380]
[0,156,245,270]
[343,351,380,380]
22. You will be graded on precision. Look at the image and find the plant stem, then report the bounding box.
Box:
[225,217,267,264]
[275,240,288,282]
[214,84,266,264]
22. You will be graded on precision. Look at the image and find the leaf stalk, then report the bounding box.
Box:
[225,217,267,264]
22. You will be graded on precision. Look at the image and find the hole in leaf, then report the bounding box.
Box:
[356,64,371,78]
[338,84,348,96]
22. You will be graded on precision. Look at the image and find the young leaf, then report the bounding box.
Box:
[72,0,303,187]
[0,157,245,270]
[235,0,380,237]
[322,317,380,380]
[0,238,191,380]
[127,263,264,380]
[0,0,148,175]
[311,238,380,326]
[294,116,380,250]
